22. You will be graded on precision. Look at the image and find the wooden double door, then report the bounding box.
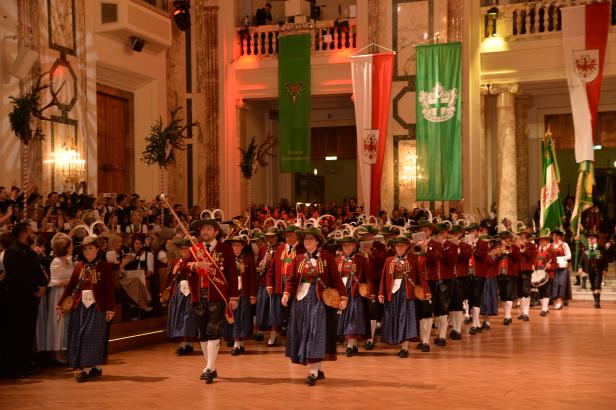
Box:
[97,87,132,194]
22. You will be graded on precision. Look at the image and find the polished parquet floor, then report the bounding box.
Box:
[1,301,614,410]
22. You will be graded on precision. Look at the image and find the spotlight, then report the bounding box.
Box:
[130,36,146,52]
[173,0,191,32]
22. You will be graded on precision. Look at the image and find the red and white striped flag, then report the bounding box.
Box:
[350,53,394,215]
[561,2,610,163]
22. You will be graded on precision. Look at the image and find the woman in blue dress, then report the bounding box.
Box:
[163,238,198,356]
[282,227,347,386]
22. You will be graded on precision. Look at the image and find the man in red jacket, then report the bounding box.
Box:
[516,229,537,321]
[497,231,521,325]
[189,219,238,384]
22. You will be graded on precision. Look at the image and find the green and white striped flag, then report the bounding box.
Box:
[570,160,594,235]
[540,132,565,232]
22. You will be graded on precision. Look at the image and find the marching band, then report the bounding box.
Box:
[49,204,602,386]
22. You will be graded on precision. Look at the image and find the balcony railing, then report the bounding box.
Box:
[236,18,357,58]
[482,0,616,39]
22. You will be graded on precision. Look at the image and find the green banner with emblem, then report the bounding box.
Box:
[278,34,311,173]
[415,42,462,200]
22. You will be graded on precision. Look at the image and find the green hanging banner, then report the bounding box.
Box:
[278,34,311,173]
[415,42,462,201]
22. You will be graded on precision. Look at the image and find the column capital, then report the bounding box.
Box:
[480,84,490,95]
[489,83,519,96]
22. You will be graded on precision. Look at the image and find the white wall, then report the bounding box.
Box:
[86,9,168,198]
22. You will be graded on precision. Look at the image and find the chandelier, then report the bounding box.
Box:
[56,144,86,187]
[399,150,424,188]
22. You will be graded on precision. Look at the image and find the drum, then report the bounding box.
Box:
[322,287,341,308]
[531,269,549,287]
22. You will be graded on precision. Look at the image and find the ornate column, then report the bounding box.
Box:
[515,95,532,223]
[165,16,187,205]
[480,84,490,216]
[490,83,519,224]
[193,2,220,209]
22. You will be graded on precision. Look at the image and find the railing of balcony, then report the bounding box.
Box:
[482,0,616,39]
[236,18,357,58]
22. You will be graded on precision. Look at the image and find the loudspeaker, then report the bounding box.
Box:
[10,47,38,79]
[130,37,146,52]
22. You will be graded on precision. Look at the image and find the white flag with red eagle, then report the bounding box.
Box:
[350,52,394,215]
[562,2,610,163]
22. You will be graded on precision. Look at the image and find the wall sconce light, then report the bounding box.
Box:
[485,7,499,38]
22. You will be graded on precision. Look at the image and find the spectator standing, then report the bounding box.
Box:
[1,222,47,378]
[255,2,272,25]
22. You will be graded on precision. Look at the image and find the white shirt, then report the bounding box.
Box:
[125,224,148,234]
[157,250,168,265]
[204,240,217,252]
[48,257,74,287]
[106,250,120,264]
[134,251,155,273]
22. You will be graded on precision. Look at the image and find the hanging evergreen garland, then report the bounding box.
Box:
[142,106,197,169]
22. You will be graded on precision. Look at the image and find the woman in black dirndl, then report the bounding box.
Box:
[282,228,347,386]
[378,236,426,358]
[335,236,371,356]
[224,236,257,355]
[163,238,198,356]
[57,235,116,383]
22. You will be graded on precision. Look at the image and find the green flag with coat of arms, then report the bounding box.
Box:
[415,42,462,201]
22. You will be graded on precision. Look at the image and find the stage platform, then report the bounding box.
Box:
[1,301,614,409]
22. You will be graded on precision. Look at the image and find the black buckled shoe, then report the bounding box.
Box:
[346,347,354,357]
[364,341,375,350]
[200,369,218,381]
[75,370,89,383]
[203,369,218,384]
[540,310,548,317]
[469,327,478,335]
[482,322,491,330]
[175,346,186,356]
[88,368,102,378]
[184,345,194,355]
[254,332,264,342]
[306,374,318,386]
[317,370,325,380]
[523,315,530,322]
[450,331,462,340]
[435,337,447,347]
[421,343,431,353]
[517,314,525,320]
[503,318,512,326]
[398,349,409,358]
[463,316,471,325]
[231,347,242,356]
